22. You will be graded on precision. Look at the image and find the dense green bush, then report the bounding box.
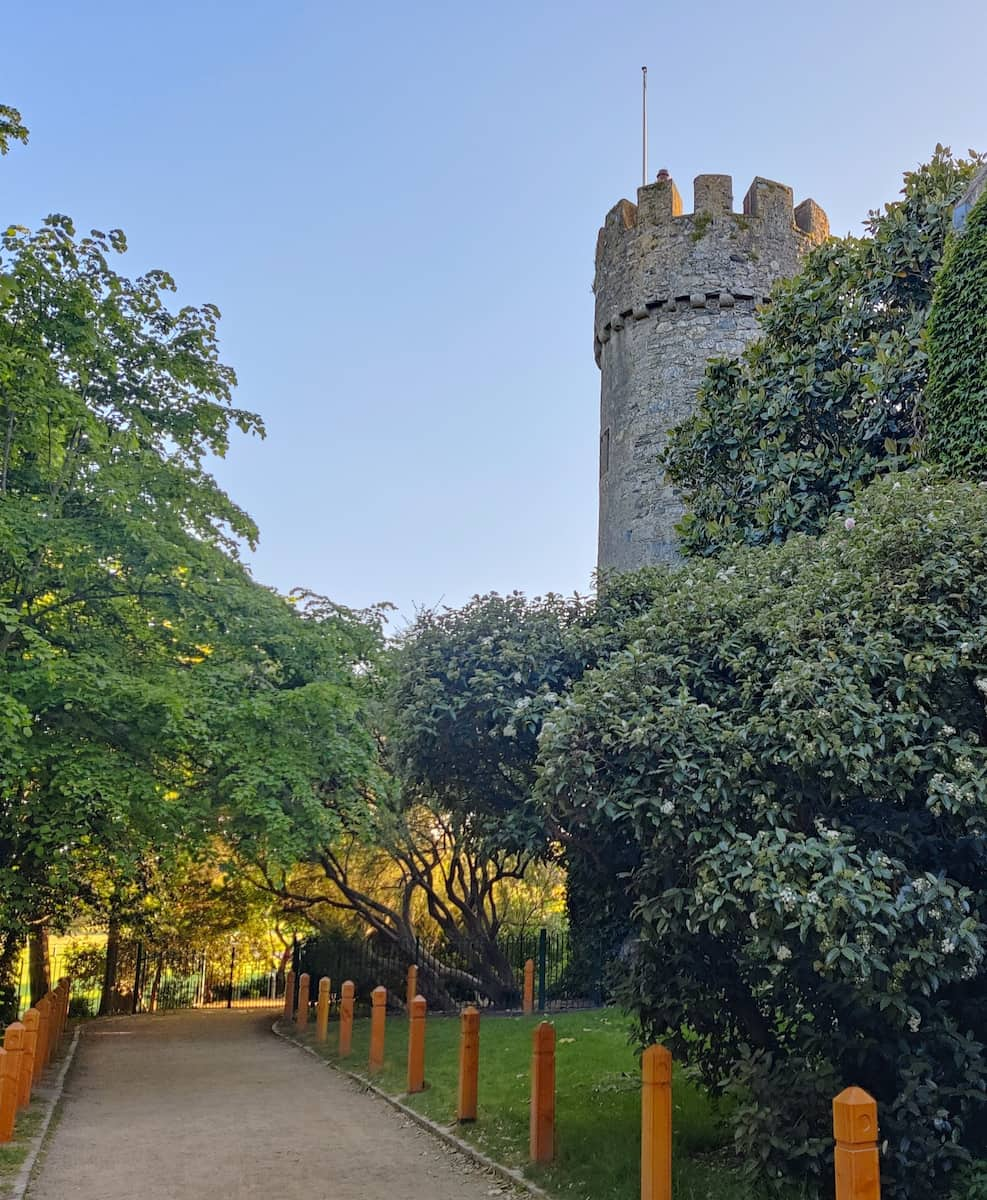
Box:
[538,472,987,1198]
[925,185,987,474]
[663,148,983,557]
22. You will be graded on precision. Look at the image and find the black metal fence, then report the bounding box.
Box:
[16,926,603,1018]
[295,927,603,1014]
[18,940,288,1017]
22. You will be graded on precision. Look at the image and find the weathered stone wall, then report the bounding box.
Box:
[953,164,987,232]
[594,172,828,573]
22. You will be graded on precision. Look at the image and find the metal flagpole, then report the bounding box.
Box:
[642,66,648,186]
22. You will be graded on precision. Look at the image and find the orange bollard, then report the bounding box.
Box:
[316,977,331,1043]
[457,1006,480,1121]
[369,986,387,1072]
[18,1009,39,1109]
[407,995,426,1093]
[0,1024,24,1142]
[406,964,418,1013]
[33,997,50,1081]
[296,973,310,1030]
[529,1021,555,1163]
[283,969,295,1022]
[834,1087,880,1200]
[641,1045,673,1200]
[339,980,355,1057]
[523,959,535,1015]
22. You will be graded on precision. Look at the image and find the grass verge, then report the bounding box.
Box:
[288,1008,808,1200]
[0,1105,45,1200]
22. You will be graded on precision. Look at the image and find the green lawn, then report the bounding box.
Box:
[287,1008,808,1200]
[0,1103,45,1200]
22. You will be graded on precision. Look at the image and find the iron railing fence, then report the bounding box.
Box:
[14,926,604,1019]
[16,939,288,1017]
[295,926,603,1015]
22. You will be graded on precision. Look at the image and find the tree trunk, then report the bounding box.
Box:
[148,955,164,1012]
[98,913,121,1017]
[28,926,50,1005]
[0,928,22,1023]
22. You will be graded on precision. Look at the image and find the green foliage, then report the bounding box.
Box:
[538,472,987,1198]
[925,184,987,474]
[0,104,28,155]
[664,147,983,557]
[388,591,592,854]
[0,144,384,997]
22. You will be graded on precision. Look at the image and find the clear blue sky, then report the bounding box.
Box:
[3,1,983,626]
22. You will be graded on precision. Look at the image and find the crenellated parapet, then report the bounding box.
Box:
[594,173,828,366]
[595,170,828,573]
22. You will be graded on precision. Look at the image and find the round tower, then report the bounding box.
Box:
[594,171,828,573]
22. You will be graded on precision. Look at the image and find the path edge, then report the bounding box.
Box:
[271,1020,550,1200]
[9,1024,81,1200]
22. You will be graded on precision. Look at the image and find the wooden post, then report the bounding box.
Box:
[523,958,535,1015]
[18,1010,39,1109]
[369,985,387,1072]
[316,977,331,1043]
[406,964,418,1013]
[641,1045,673,1200]
[407,995,426,1094]
[834,1087,880,1200]
[296,973,310,1031]
[283,969,295,1022]
[457,1006,479,1121]
[339,981,355,1057]
[529,1021,555,1163]
[0,1024,24,1142]
[33,996,50,1081]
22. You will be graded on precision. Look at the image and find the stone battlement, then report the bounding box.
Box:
[594,172,828,365]
[595,169,827,574]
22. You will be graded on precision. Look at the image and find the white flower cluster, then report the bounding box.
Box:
[779,887,798,912]
[806,890,821,906]
[776,945,792,961]
[976,678,987,697]
[660,800,675,816]
[941,725,957,737]
[941,936,957,955]
[908,1014,922,1033]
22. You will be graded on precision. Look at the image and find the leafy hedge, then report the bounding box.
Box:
[538,471,987,1198]
[925,185,987,474]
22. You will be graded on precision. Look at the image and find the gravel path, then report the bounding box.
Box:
[28,1009,514,1199]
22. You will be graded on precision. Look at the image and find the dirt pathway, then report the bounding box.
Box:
[29,1009,513,1199]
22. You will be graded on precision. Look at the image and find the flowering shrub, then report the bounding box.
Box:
[537,472,987,1197]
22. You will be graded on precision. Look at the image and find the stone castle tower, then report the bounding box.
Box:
[594,171,828,572]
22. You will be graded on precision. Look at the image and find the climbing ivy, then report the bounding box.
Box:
[663,147,983,557]
[924,184,987,475]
